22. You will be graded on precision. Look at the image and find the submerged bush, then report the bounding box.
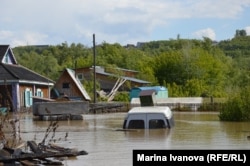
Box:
[219,87,250,121]
[219,97,243,121]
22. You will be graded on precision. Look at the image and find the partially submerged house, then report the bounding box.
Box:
[33,68,90,118]
[75,66,151,92]
[0,45,54,111]
[52,68,91,101]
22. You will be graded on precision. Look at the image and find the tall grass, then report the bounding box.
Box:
[219,86,250,121]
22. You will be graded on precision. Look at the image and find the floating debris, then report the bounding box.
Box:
[0,140,88,165]
[0,112,88,165]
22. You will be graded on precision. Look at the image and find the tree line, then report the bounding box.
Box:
[12,30,250,120]
[13,30,250,97]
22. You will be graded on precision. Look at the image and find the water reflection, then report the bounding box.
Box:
[11,111,250,166]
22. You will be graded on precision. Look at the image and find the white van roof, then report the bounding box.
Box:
[127,106,172,119]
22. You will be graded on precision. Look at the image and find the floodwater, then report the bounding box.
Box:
[15,111,250,166]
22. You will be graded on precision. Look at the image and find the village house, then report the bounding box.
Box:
[0,45,54,111]
[74,66,151,92]
[52,68,91,101]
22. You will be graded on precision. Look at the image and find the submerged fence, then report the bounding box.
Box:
[130,97,225,111]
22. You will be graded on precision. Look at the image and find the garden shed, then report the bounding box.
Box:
[130,86,168,101]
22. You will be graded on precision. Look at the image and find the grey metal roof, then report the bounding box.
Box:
[65,68,91,101]
[0,45,54,85]
[0,45,9,59]
[0,63,54,84]
[96,70,150,84]
[0,45,17,64]
[139,89,156,96]
[132,86,167,91]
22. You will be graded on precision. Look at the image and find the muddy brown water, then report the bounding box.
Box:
[13,112,250,165]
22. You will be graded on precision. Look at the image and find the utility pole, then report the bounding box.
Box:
[93,34,97,103]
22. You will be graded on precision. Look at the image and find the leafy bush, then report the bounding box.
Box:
[219,98,243,121]
[219,86,250,121]
[113,92,129,102]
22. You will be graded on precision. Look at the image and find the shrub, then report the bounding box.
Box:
[113,92,129,102]
[219,87,250,121]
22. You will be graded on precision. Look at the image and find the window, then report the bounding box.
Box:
[24,88,33,107]
[36,88,43,97]
[77,73,84,80]
[128,120,144,129]
[62,83,70,88]
[149,119,165,129]
[4,53,9,63]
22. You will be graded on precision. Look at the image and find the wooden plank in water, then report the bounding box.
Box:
[20,160,37,166]
[0,141,88,163]
[27,141,43,154]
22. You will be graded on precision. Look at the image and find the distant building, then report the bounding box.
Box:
[124,44,136,49]
[136,42,146,48]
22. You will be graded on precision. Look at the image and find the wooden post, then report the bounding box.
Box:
[93,34,97,103]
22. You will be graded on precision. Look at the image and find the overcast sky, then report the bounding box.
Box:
[1,0,250,47]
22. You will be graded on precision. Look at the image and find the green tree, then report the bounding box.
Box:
[235,29,247,38]
[11,30,249,103]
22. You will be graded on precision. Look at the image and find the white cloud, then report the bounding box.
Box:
[192,28,216,40]
[0,30,13,40]
[19,32,48,46]
[0,30,48,47]
[0,0,250,45]
[245,26,250,35]
[186,0,250,18]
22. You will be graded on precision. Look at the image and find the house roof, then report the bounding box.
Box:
[65,68,91,101]
[80,66,150,84]
[0,45,54,85]
[96,68,150,84]
[0,63,54,85]
[132,86,167,91]
[139,89,156,96]
[0,45,18,64]
[106,67,139,73]
[0,45,8,58]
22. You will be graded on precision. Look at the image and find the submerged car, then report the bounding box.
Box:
[123,106,174,129]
